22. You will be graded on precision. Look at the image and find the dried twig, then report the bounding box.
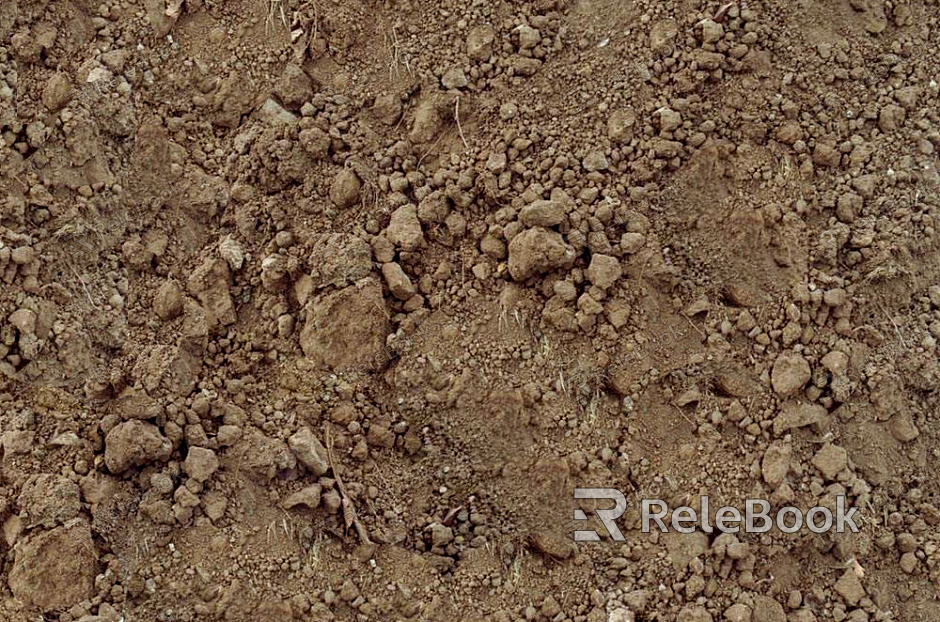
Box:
[713,1,736,22]
[417,127,450,167]
[442,506,463,527]
[455,96,469,151]
[311,0,319,43]
[876,301,908,349]
[265,0,288,35]
[683,315,707,341]
[325,427,372,545]
[671,404,696,428]
[69,264,99,310]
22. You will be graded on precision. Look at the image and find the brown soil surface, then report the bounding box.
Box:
[1,0,940,620]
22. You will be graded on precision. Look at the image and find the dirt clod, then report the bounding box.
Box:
[104,420,173,474]
[9,518,97,611]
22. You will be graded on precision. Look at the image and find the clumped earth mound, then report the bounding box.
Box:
[1,0,940,620]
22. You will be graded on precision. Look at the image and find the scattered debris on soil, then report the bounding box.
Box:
[1,0,940,620]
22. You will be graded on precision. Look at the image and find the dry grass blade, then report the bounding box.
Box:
[455,96,469,151]
[265,0,288,35]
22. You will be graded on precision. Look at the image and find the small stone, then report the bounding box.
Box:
[878,104,905,132]
[339,579,359,602]
[700,19,724,43]
[104,421,172,474]
[787,591,802,609]
[529,531,575,559]
[17,475,81,529]
[519,199,566,227]
[174,485,200,508]
[288,427,329,476]
[2,431,35,454]
[678,605,712,622]
[480,234,507,259]
[471,263,490,281]
[11,246,35,265]
[183,447,219,483]
[727,541,749,560]
[894,86,919,110]
[812,142,841,167]
[789,610,817,622]
[554,280,577,301]
[517,25,540,49]
[620,232,646,254]
[386,204,425,251]
[724,603,752,622]
[485,152,507,174]
[664,531,709,571]
[774,401,827,434]
[42,73,73,111]
[761,441,791,487]
[577,292,604,315]
[752,596,785,622]
[276,64,314,110]
[430,523,454,546]
[100,49,128,72]
[261,255,289,293]
[823,288,847,306]
[583,150,609,172]
[154,280,184,321]
[441,67,468,89]
[366,420,395,448]
[771,352,811,398]
[258,98,298,125]
[187,257,236,330]
[499,102,517,120]
[322,490,342,513]
[417,190,451,224]
[150,473,174,495]
[888,412,919,442]
[507,227,576,281]
[299,278,390,372]
[282,485,322,510]
[811,443,847,480]
[899,551,917,574]
[330,169,362,209]
[833,568,865,605]
[299,127,331,158]
[896,533,917,553]
[382,262,415,301]
[657,107,682,132]
[370,93,402,126]
[217,425,243,447]
[649,19,678,53]
[776,121,803,145]
[467,26,495,61]
[585,254,622,290]
[219,236,245,271]
[9,308,36,334]
[607,108,636,143]
[409,97,444,144]
[821,351,849,375]
[609,609,636,622]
